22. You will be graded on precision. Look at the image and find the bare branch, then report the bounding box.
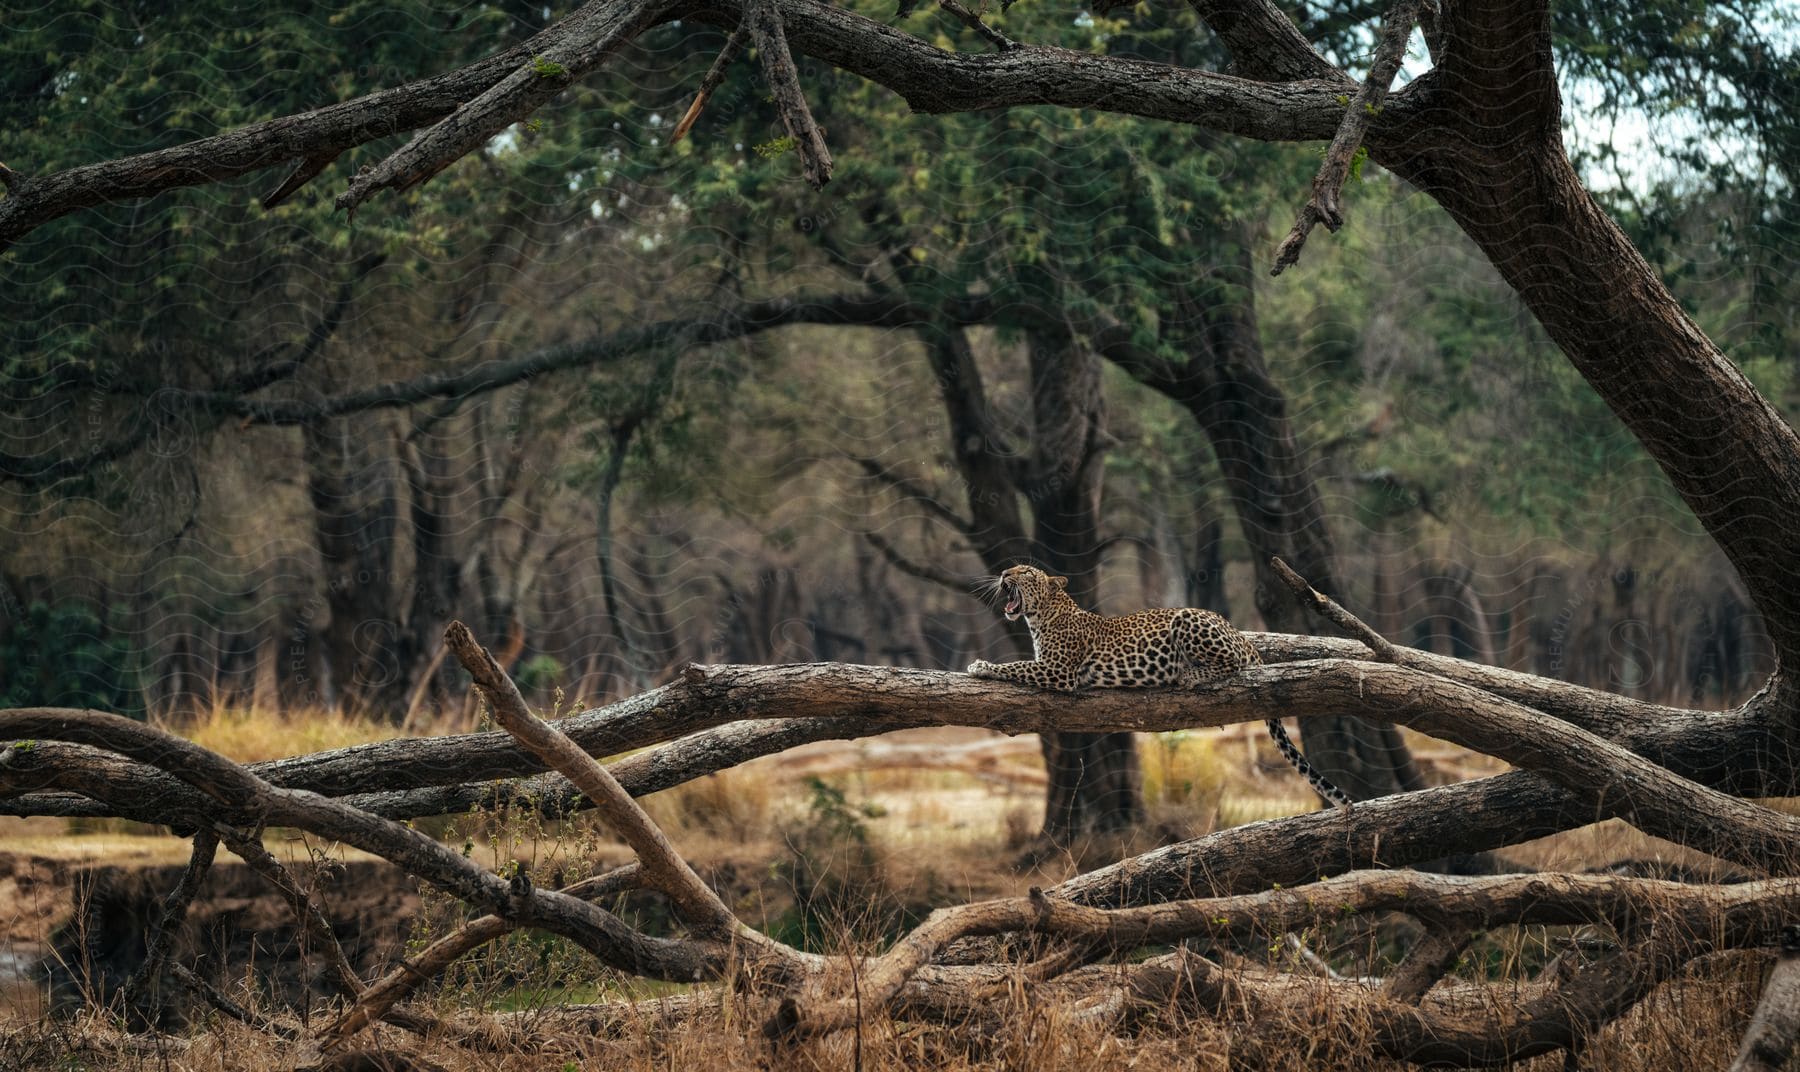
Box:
[0,292,926,489]
[443,621,743,936]
[671,28,749,143]
[1271,0,1422,275]
[215,827,365,998]
[0,12,608,249]
[847,454,977,535]
[1271,554,1398,660]
[123,831,219,1010]
[168,963,299,1039]
[745,0,834,187]
[937,0,1019,52]
[261,152,339,210]
[323,864,644,1047]
[338,0,668,213]
[862,531,983,596]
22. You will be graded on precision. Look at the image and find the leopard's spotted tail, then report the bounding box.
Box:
[1238,643,1353,807]
[1265,718,1354,807]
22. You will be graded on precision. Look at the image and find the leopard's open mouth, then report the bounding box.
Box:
[1002,579,1021,621]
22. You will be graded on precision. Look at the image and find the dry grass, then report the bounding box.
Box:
[0,949,1773,1072]
[0,715,1781,1070]
[164,703,409,764]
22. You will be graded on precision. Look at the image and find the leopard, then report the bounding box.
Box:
[966,563,1352,808]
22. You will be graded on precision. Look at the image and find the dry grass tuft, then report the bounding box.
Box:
[169,704,406,764]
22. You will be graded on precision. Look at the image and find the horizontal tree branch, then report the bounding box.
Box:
[1,0,1390,249]
[0,708,772,986]
[0,4,623,249]
[779,870,1800,1043]
[2,290,996,489]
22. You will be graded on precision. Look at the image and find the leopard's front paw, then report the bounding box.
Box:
[966,659,996,677]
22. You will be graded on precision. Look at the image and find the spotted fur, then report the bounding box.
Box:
[967,564,1352,808]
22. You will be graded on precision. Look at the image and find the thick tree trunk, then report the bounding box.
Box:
[1369,4,1800,737]
[913,321,1147,843]
[1026,328,1144,840]
[398,414,463,718]
[1107,248,1427,803]
[300,418,409,718]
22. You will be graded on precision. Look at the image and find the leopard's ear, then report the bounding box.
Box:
[1050,575,1068,589]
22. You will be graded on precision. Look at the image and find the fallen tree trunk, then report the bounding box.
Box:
[4,609,1797,1068]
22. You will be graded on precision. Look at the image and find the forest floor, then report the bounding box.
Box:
[0,716,1773,1071]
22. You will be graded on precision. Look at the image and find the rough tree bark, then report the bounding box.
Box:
[300,417,409,717]
[908,319,1149,843]
[1025,325,1145,840]
[1109,244,1427,803]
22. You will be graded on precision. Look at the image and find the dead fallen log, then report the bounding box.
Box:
[6,601,1800,1069]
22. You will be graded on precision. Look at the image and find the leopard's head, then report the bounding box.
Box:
[988,565,1069,622]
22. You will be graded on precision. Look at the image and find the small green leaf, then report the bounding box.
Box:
[754,135,797,158]
[530,55,567,78]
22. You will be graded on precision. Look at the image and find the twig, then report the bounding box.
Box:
[168,962,300,1039]
[323,863,644,1047]
[671,27,748,143]
[1270,555,1398,661]
[123,830,219,1010]
[848,454,977,535]
[861,531,981,596]
[744,0,834,187]
[0,161,22,192]
[937,0,1018,51]
[261,152,338,209]
[1270,0,1421,275]
[443,621,742,936]
[215,826,365,997]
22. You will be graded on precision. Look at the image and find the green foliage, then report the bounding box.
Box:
[529,54,567,78]
[753,135,796,158]
[514,654,566,693]
[0,601,143,716]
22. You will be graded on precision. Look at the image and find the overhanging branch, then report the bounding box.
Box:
[745,0,834,187]
[339,0,668,213]
[0,0,1405,249]
[1271,0,1422,275]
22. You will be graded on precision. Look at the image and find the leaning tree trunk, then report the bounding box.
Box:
[1367,2,1800,750]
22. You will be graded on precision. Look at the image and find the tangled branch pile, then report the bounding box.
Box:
[2,564,1797,1070]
